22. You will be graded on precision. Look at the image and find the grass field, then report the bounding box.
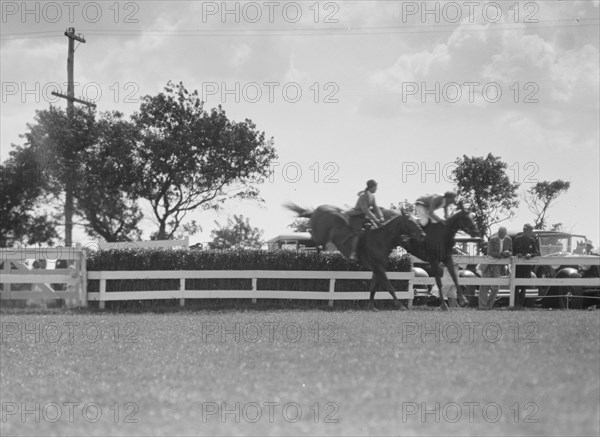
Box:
[1,307,599,436]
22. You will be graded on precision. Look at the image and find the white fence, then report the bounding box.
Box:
[0,247,87,307]
[1,248,599,309]
[87,270,414,309]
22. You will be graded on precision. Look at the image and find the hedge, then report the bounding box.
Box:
[86,249,412,293]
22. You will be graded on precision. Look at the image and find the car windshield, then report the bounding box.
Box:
[538,234,588,255]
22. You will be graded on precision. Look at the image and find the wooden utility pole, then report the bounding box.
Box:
[52,28,95,247]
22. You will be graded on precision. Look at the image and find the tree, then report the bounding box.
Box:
[288,218,310,232]
[131,81,277,240]
[452,154,520,238]
[0,148,59,246]
[209,214,263,249]
[74,112,143,241]
[12,106,143,242]
[524,180,571,230]
[550,223,564,232]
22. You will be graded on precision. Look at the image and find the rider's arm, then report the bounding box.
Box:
[358,194,379,222]
[371,197,384,222]
[443,204,451,219]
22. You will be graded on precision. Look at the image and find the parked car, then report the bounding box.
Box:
[493,230,599,309]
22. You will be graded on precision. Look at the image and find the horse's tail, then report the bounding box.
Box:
[283,202,314,218]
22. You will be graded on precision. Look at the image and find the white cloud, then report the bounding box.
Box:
[230,43,252,67]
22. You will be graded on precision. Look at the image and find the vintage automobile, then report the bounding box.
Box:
[490,229,599,309]
[527,230,598,309]
[264,232,320,251]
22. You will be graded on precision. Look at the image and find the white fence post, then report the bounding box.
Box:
[180,278,185,307]
[508,256,517,308]
[252,277,257,304]
[99,278,106,310]
[328,278,336,307]
[80,251,88,307]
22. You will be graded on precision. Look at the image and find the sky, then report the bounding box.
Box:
[1,0,599,247]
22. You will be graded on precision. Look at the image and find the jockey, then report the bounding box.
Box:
[348,179,385,260]
[415,191,456,227]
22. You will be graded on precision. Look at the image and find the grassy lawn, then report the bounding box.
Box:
[1,308,599,436]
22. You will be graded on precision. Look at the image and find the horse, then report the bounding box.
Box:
[285,203,426,310]
[399,208,479,310]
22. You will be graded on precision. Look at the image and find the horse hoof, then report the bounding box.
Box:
[440,305,449,311]
[368,305,379,312]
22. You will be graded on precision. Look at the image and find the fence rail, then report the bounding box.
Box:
[0,248,87,307]
[87,270,415,309]
[1,249,599,309]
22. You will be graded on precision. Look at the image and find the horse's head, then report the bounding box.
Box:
[401,209,427,241]
[453,205,479,238]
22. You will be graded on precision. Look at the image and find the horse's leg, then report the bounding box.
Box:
[446,259,466,306]
[431,263,448,311]
[368,272,378,311]
[377,268,406,310]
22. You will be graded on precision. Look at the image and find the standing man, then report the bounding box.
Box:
[415,192,456,227]
[512,223,540,308]
[347,179,385,261]
[479,227,512,310]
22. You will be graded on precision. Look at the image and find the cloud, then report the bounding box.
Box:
[230,43,252,67]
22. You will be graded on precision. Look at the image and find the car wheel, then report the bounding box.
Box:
[558,286,583,310]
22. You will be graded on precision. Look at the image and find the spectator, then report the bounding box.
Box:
[479,227,512,310]
[512,223,540,308]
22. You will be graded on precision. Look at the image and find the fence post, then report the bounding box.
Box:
[180,278,185,307]
[3,261,12,300]
[509,256,517,308]
[407,277,413,309]
[99,278,106,310]
[80,251,88,307]
[252,277,257,304]
[329,278,336,307]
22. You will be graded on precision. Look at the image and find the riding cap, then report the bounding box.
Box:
[366,179,377,189]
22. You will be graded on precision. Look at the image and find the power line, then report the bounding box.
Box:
[2,18,597,40]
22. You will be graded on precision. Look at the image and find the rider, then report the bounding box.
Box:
[415,191,456,227]
[348,179,385,260]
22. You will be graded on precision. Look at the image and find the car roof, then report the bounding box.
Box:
[265,232,313,243]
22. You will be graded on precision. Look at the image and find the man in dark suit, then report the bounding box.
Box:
[512,223,541,308]
[479,227,512,309]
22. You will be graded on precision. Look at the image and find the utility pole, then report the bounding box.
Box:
[52,27,95,247]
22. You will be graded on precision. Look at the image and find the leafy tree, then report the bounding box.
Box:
[7,106,143,242]
[0,148,59,246]
[550,223,564,232]
[74,112,143,241]
[209,214,263,249]
[524,180,571,230]
[452,154,520,238]
[288,218,311,232]
[131,81,277,240]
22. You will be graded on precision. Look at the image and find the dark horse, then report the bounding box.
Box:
[285,203,426,310]
[399,208,479,310]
